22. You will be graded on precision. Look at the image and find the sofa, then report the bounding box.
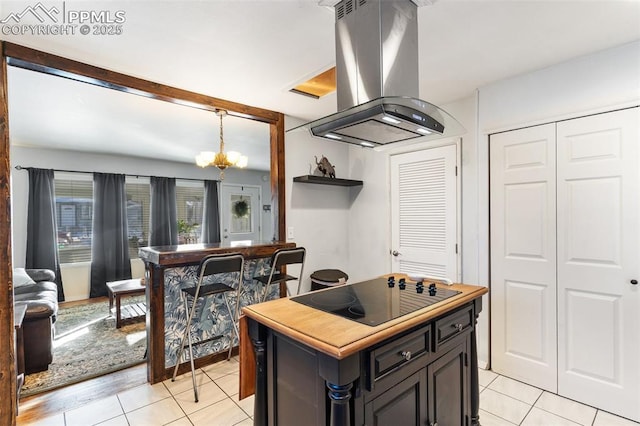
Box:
[13,268,59,374]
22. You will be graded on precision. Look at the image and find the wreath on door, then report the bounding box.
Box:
[233,199,249,218]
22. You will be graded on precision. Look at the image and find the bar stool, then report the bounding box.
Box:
[172,252,245,402]
[254,247,306,302]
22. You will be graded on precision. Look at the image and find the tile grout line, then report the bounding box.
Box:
[517,391,544,425]
[168,377,192,426]
[206,364,252,423]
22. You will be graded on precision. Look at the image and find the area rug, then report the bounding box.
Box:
[20,297,147,397]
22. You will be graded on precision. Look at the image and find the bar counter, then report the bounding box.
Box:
[140,240,295,384]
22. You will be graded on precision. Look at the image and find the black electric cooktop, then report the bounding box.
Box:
[291,276,461,326]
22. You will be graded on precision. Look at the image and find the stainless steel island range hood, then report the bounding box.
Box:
[305,0,463,148]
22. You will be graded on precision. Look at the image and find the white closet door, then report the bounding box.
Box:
[490,124,558,392]
[557,108,639,422]
[390,145,457,281]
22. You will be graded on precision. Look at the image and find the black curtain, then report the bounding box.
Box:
[90,173,132,298]
[201,180,221,243]
[26,168,65,301]
[150,176,178,246]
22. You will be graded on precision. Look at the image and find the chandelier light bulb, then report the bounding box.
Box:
[194,109,248,179]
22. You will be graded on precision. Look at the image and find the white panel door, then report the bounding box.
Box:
[557,108,639,421]
[220,184,262,243]
[390,145,458,281]
[490,124,558,392]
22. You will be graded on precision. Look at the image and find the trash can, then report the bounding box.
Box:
[310,269,349,291]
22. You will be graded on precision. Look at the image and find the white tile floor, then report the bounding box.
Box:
[478,369,639,426]
[18,362,640,426]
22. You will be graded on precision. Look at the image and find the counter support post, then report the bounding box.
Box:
[319,354,359,426]
[146,263,165,384]
[249,320,267,426]
[327,382,352,426]
[471,298,483,426]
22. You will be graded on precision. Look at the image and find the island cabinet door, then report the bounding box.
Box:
[428,339,470,426]
[364,368,429,426]
[268,334,328,426]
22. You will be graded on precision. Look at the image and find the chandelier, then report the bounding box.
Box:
[195,109,248,179]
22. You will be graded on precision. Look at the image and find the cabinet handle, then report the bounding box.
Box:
[631,279,638,285]
[452,323,463,332]
[401,350,412,361]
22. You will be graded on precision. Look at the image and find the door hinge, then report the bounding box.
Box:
[464,352,468,367]
[455,165,458,176]
[455,244,458,254]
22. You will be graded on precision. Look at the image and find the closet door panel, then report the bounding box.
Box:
[557,107,639,422]
[490,123,557,392]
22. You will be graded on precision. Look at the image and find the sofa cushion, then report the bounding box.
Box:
[14,281,59,321]
[13,268,36,288]
[26,269,56,283]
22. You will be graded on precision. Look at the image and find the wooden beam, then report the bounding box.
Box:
[3,42,280,123]
[270,114,286,241]
[0,40,17,425]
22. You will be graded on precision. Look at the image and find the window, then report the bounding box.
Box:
[54,173,93,263]
[125,177,150,259]
[176,180,204,244]
[53,174,205,264]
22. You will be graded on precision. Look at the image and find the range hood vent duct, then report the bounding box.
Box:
[302,0,463,148]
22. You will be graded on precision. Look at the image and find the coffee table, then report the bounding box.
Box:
[106,278,146,328]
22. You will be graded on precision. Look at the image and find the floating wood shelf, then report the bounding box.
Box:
[293,175,363,187]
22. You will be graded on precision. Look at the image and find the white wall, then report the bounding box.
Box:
[284,117,351,292]
[10,145,271,301]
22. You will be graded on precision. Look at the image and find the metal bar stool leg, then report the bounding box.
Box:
[186,303,198,403]
[223,293,239,360]
[260,269,276,304]
[172,294,201,402]
[172,294,189,381]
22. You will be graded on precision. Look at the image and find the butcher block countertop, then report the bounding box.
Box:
[242,274,488,360]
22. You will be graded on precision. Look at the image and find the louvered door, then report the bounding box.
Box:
[390,145,458,281]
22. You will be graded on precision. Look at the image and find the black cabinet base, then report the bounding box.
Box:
[248,300,483,426]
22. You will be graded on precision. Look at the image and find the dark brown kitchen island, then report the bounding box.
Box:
[242,274,488,426]
[139,240,294,384]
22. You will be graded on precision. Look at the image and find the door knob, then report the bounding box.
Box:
[631,279,638,285]
[392,250,401,257]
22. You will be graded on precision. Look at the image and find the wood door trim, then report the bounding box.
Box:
[0,40,17,426]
